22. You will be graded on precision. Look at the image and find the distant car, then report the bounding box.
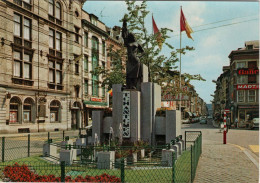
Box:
[200,119,207,124]
[251,118,259,129]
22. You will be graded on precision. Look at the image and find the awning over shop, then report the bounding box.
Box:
[83,100,108,108]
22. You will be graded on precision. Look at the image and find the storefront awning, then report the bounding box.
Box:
[83,100,108,108]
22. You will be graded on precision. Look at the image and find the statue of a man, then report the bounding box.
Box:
[122,18,144,89]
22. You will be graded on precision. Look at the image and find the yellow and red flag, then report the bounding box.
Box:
[152,15,164,50]
[180,8,194,40]
[108,89,113,96]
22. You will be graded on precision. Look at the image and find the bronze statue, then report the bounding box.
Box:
[122,18,144,90]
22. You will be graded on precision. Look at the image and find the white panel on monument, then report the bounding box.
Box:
[122,91,130,138]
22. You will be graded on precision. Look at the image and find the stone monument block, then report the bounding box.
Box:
[170,145,179,160]
[141,82,153,143]
[112,84,123,138]
[97,151,115,169]
[129,91,141,142]
[92,111,104,143]
[179,139,185,151]
[161,149,175,167]
[60,149,77,165]
[175,142,182,155]
[166,110,181,144]
[141,149,145,159]
[43,143,57,157]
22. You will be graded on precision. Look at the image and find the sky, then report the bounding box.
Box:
[83,1,259,104]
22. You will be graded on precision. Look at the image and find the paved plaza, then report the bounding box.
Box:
[183,120,259,183]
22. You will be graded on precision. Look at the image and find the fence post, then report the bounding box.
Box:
[2,137,5,162]
[28,134,30,157]
[61,161,65,182]
[185,131,187,150]
[191,145,193,182]
[63,131,65,141]
[120,158,125,183]
[172,152,175,183]
[48,132,50,142]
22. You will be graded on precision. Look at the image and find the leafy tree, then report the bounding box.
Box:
[93,0,205,94]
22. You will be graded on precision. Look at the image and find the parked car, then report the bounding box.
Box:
[251,118,259,129]
[200,119,207,124]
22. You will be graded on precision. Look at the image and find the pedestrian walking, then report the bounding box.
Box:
[226,117,231,132]
[235,118,238,128]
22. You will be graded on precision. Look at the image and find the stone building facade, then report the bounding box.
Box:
[0,0,86,133]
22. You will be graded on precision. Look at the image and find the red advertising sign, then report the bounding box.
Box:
[236,84,259,90]
[91,97,102,102]
[237,69,259,75]
[9,111,17,123]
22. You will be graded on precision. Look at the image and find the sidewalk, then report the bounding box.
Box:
[193,139,259,183]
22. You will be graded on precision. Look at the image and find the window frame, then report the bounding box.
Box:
[14,0,32,11]
[237,90,245,103]
[248,90,256,103]
[48,0,62,25]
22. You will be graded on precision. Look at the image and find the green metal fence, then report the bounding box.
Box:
[0,131,79,162]
[0,131,202,182]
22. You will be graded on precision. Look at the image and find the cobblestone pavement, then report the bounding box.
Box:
[193,139,259,183]
[184,121,259,183]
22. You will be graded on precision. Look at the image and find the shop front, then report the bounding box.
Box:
[237,105,259,127]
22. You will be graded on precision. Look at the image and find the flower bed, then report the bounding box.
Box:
[3,163,121,182]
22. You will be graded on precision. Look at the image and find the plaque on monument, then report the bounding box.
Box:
[122,91,130,138]
[38,104,46,117]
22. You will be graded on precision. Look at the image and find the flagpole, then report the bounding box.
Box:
[179,6,182,118]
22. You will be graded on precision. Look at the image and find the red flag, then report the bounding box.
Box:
[180,8,194,40]
[152,15,160,34]
[152,15,163,49]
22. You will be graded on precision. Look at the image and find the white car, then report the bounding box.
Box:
[251,118,259,129]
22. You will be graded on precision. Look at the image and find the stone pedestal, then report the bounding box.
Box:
[176,142,182,155]
[170,145,179,160]
[97,151,115,169]
[166,110,181,144]
[179,139,185,151]
[112,86,141,142]
[161,149,175,167]
[43,143,57,157]
[60,149,77,165]
[141,149,145,159]
[127,152,137,163]
[92,111,104,144]
[141,83,161,145]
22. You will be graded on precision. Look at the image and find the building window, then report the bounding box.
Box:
[9,97,21,124]
[75,86,80,98]
[91,17,97,26]
[248,90,256,102]
[237,90,244,103]
[84,32,88,47]
[48,0,62,25]
[49,60,62,86]
[236,62,246,69]
[14,0,32,11]
[13,13,32,48]
[84,55,88,72]
[84,80,88,95]
[237,75,247,84]
[102,86,105,97]
[75,26,80,43]
[49,29,62,57]
[75,63,79,74]
[92,76,98,96]
[102,41,105,56]
[50,100,61,122]
[13,50,32,80]
[92,36,99,96]
[23,98,34,122]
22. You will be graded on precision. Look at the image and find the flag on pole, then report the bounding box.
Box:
[180,8,194,40]
[152,15,163,49]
